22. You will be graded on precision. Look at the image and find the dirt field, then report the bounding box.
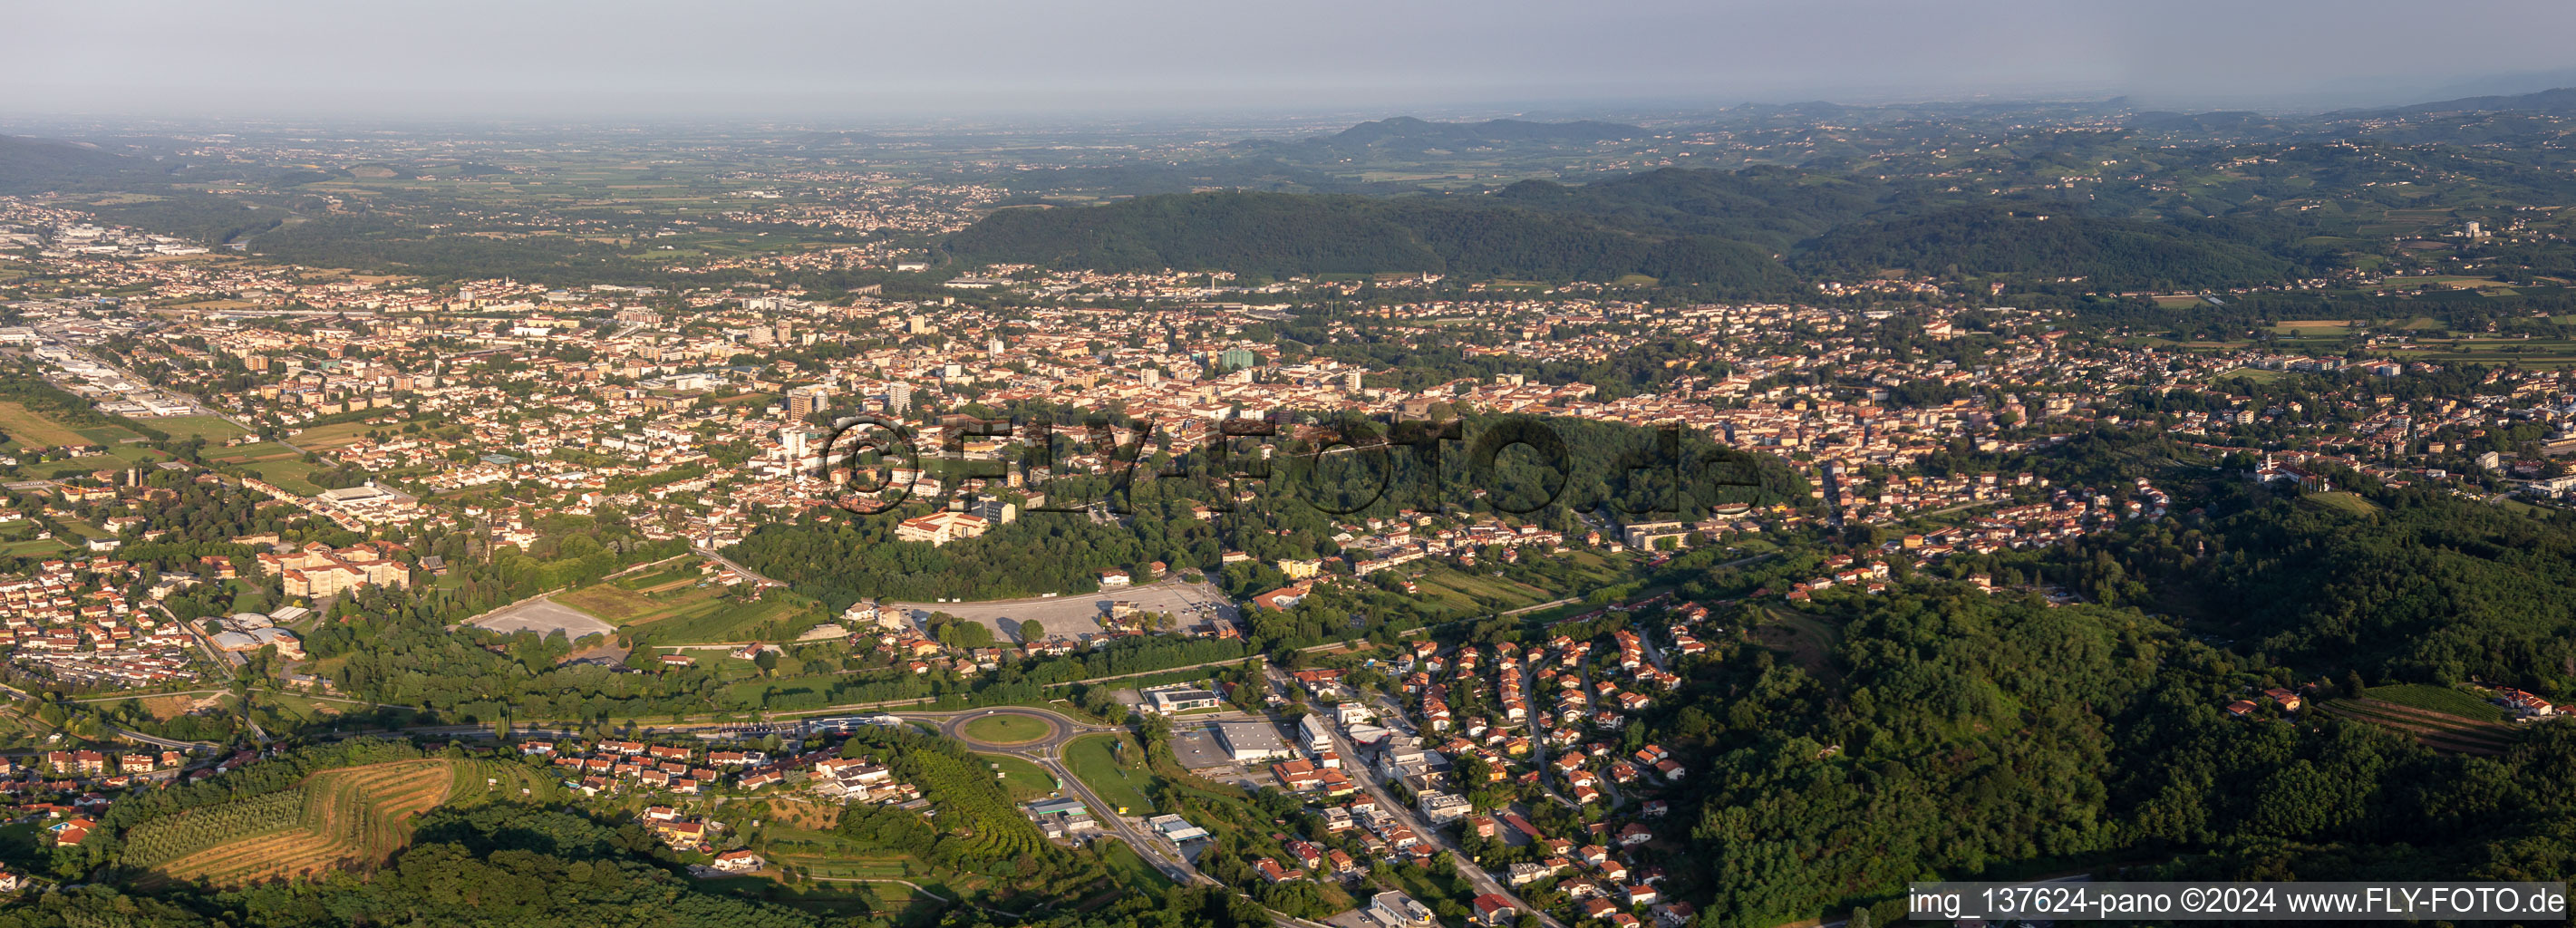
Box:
[472,597,616,640]
[883,579,1235,642]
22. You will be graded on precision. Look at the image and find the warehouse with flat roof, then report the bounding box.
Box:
[1213,720,1294,762]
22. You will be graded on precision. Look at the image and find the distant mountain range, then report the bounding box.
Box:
[1235,116,1645,159]
[2350,86,2576,116]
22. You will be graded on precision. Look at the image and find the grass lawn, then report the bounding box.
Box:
[150,415,249,441]
[1097,839,1173,892]
[1063,733,1159,815]
[960,714,1050,745]
[1754,606,1844,679]
[240,457,327,495]
[2305,491,2381,517]
[0,536,70,556]
[974,752,1059,800]
[208,441,296,463]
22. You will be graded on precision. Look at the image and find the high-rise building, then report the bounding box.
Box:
[787,384,831,418]
[886,382,914,414]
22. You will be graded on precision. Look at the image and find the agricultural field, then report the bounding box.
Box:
[2358,683,2505,722]
[131,759,460,884]
[1405,565,1560,614]
[2322,696,2519,755]
[557,578,822,643]
[1063,733,1159,815]
[753,825,956,884]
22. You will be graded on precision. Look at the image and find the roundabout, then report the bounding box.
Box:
[943,708,1069,749]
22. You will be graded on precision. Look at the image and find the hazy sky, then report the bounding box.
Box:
[14,0,2576,120]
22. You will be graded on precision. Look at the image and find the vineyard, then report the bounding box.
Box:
[143,760,457,885]
[448,758,563,806]
[905,749,1049,865]
[121,789,304,869]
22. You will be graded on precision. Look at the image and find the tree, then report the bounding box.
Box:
[1020,620,1045,643]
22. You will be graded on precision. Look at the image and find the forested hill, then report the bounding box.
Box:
[0,135,142,194]
[943,191,1800,289]
[1491,166,1886,251]
[1791,204,2321,290]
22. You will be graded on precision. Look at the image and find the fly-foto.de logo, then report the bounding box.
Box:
[816,413,1787,518]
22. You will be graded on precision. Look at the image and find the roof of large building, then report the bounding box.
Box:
[1214,720,1291,756]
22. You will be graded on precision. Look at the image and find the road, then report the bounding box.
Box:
[695,546,786,588]
[1513,652,1578,810]
[36,336,295,451]
[0,679,218,751]
[927,707,1213,887]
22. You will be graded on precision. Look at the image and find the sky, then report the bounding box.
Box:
[13,0,2576,120]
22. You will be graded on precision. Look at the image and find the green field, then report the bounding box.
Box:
[960,714,1050,745]
[208,440,296,463]
[2305,491,2380,517]
[556,573,817,643]
[1097,839,1173,893]
[150,415,250,441]
[1063,733,1159,815]
[0,401,93,447]
[239,457,329,495]
[976,753,1059,800]
[2361,683,2505,722]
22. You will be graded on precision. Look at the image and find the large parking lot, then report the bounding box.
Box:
[884,578,1236,641]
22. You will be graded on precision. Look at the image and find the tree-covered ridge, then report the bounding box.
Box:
[0,135,147,195]
[1790,204,2327,290]
[1491,166,1886,251]
[2024,482,2576,694]
[1637,587,2576,925]
[0,803,830,928]
[942,191,1799,289]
